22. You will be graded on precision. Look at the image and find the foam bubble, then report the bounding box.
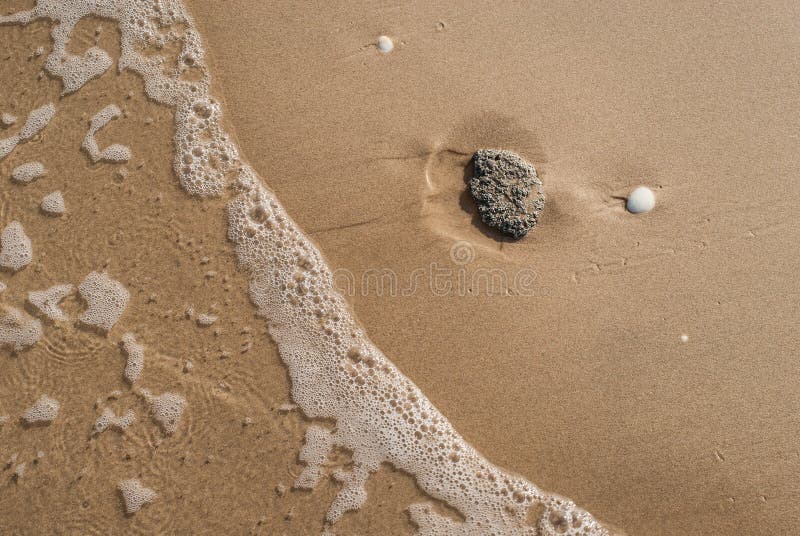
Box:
[82,105,131,163]
[196,313,217,327]
[40,191,66,215]
[294,425,333,490]
[118,479,156,514]
[139,389,186,435]
[28,284,73,322]
[626,186,655,214]
[77,271,129,331]
[94,407,135,434]
[0,104,55,161]
[48,46,112,95]
[0,221,33,271]
[0,136,18,160]
[19,103,55,141]
[1,113,16,126]
[11,161,46,183]
[120,333,144,384]
[377,35,394,53]
[22,395,59,424]
[0,307,41,351]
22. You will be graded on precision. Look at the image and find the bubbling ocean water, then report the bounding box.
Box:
[1,2,611,534]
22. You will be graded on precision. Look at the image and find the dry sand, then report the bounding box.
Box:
[2,1,800,534]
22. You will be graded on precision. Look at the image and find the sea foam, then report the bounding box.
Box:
[22,395,59,424]
[82,104,131,163]
[28,284,73,322]
[0,306,42,351]
[11,161,46,183]
[77,271,129,331]
[0,221,33,271]
[40,191,66,215]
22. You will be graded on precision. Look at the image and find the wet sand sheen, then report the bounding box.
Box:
[1,0,800,534]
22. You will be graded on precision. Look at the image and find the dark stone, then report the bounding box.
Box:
[467,149,545,239]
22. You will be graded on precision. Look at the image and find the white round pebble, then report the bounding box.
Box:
[626,186,655,214]
[377,35,394,53]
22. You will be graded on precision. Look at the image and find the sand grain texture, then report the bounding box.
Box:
[1,1,799,535]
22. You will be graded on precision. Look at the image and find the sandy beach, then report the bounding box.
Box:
[2,1,799,534]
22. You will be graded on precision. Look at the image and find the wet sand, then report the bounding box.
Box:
[2,1,800,534]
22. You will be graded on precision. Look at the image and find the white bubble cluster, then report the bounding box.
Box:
[22,395,60,424]
[77,271,129,331]
[118,479,156,514]
[120,333,144,384]
[94,407,135,434]
[18,103,56,142]
[1,113,16,126]
[0,221,33,271]
[11,161,46,183]
[195,313,217,326]
[0,307,41,351]
[40,191,66,215]
[49,46,112,95]
[28,284,73,322]
[0,2,610,533]
[139,389,186,435]
[82,104,131,163]
[0,103,56,160]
